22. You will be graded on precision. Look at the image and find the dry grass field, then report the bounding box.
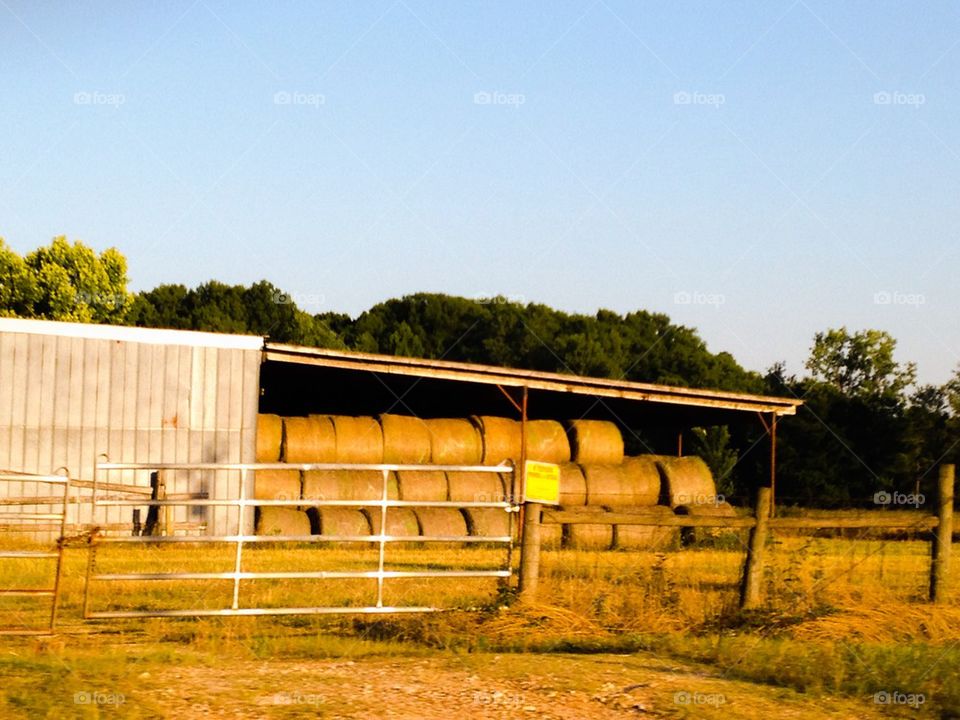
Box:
[1,532,958,718]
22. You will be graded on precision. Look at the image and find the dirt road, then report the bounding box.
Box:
[137,652,916,719]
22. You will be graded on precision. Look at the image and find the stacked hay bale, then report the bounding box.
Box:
[256,413,387,536]
[471,416,521,465]
[302,469,397,503]
[311,507,372,539]
[253,412,732,550]
[256,414,283,462]
[395,470,447,502]
[425,419,483,465]
[452,470,512,545]
[256,507,312,537]
[283,416,336,463]
[655,456,737,545]
[557,421,677,550]
[567,419,623,464]
[526,420,571,463]
[331,416,384,464]
[365,506,420,538]
[380,414,431,463]
[415,508,469,540]
[254,413,308,535]
[656,456,716,508]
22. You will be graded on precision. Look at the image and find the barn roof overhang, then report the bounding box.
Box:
[261,343,801,430]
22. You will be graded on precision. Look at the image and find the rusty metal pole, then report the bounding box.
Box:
[930,464,955,603]
[769,413,777,517]
[740,486,771,610]
[518,387,541,600]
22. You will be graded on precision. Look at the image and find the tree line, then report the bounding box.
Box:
[2,236,957,507]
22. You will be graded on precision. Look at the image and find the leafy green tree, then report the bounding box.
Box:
[342,293,762,393]
[945,365,960,418]
[129,279,343,348]
[690,426,738,497]
[806,328,916,400]
[0,238,38,317]
[385,321,426,357]
[0,236,132,322]
[126,284,191,328]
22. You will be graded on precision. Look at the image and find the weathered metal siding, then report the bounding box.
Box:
[0,320,261,536]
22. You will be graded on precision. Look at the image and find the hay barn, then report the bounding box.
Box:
[0,317,801,540]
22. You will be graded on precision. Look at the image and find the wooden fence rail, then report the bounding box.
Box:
[524,463,956,608]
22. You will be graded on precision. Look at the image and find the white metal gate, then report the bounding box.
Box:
[0,470,70,634]
[83,461,517,618]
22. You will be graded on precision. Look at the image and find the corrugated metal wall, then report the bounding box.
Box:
[0,322,261,537]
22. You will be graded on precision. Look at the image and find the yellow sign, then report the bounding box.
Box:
[524,461,560,505]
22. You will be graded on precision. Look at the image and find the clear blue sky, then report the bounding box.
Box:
[2,1,957,385]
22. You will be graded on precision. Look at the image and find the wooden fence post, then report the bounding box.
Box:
[144,471,160,536]
[518,501,542,600]
[930,464,955,603]
[160,471,171,537]
[740,486,772,610]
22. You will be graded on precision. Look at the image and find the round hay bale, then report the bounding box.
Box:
[331,416,384,464]
[447,471,505,503]
[525,420,571,463]
[614,505,678,550]
[379,414,432,464]
[558,463,587,505]
[256,414,283,462]
[463,507,512,538]
[256,507,311,536]
[471,415,521,464]
[426,419,482,465]
[364,507,420,537]
[674,501,738,545]
[582,464,638,507]
[563,519,614,550]
[303,470,398,502]
[283,416,336,463]
[621,456,662,506]
[415,508,468,538]
[655,456,717,507]
[566,420,624,464]
[395,470,448,502]
[253,469,301,501]
[313,508,371,537]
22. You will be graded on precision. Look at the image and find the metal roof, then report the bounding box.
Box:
[0,319,800,417]
[263,343,802,417]
[0,318,263,350]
